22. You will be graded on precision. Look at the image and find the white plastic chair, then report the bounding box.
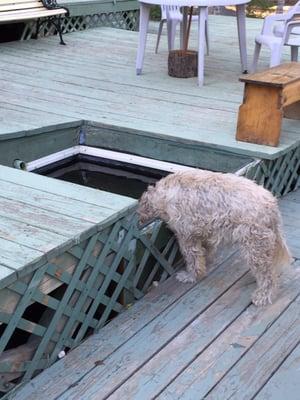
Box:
[155,5,209,54]
[252,1,300,71]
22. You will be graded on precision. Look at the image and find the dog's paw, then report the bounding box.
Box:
[176,271,197,283]
[251,289,273,307]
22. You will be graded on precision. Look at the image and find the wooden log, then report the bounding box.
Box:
[168,50,198,79]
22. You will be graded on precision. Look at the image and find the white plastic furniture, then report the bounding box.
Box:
[136,0,250,86]
[252,1,300,71]
[155,5,209,54]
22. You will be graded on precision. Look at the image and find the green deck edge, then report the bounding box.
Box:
[0,119,299,196]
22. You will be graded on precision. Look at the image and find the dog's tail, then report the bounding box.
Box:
[273,229,293,273]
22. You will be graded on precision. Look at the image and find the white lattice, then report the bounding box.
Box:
[21,11,139,40]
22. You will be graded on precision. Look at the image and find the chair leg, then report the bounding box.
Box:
[155,20,165,54]
[197,7,207,86]
[252,42,261,72]
[270,44,282,67]
[291,46,299,62]
[136,3,150,75]
[205,19,209,56]
[236,4,247,73]
[167,19,177,51]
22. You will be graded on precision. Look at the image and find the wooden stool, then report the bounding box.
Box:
[236,62,300,147]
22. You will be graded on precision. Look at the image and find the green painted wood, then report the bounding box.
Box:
[13,248,236,400]
[0,215,68,254]
[0,19,299,162]
[50,258,248,400]
[282,190,300,203]
[279,200,300,215]
[0,263,49,355]
[108,272,255,400]
[0,237,44,272]
[0,179,119,223]
[204,277,300,399]
[255,340,300,400]
[0,195,93,240]
[22,234,100,380]
[0,264,17,290]
[86,124,253,172]
[13,190,300,399]
[0,165,135,285]
[0,124,80,167]
[279,190,300,258]
[158,262,300,400]
[0,166,135,211]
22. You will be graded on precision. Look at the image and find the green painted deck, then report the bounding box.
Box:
[0,164,181,397]
[0,15,299,169]
[13,189,300,400]
[0,165,136,289]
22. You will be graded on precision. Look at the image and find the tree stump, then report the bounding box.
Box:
[168,50,198,78]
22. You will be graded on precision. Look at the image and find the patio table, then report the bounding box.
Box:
[136,0,251,86]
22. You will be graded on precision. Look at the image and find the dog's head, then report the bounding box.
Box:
[137,185,158,226]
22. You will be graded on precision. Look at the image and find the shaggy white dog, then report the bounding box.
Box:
[138,170,292,306]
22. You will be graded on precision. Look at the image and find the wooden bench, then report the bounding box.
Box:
[236,62,300,147]
[0,0,69,44]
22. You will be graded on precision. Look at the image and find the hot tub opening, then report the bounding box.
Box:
[30,146,195,198]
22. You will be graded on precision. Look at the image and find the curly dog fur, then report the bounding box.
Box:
[138,170,292,306]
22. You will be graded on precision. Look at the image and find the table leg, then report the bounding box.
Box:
[136,2,151,75]
[167,19,177,51]
[197,6,207,86]
[236,4,248,73]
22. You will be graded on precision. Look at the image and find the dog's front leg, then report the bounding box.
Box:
[176,236,206,283]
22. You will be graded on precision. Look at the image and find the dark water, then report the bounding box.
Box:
[37,155,169,199]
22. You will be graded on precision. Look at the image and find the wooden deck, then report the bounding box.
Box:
[13,188,300,400]
[0,163,182,397]
[0,15,299,170]
[0,15,300,399]
[0,165,135,289]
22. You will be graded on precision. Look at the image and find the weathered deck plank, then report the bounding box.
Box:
[279,192,300,258]
[62,274,253,400]
[13,250,241,400]
[0,215,68,253]
[255,339,300,400]
[0,237,44,272]
[135,264,300,400]
[0,17,299,163]
[14,189,300,400]
[0,166,135,211]
[0,165,136,287]
[0,180,119,222]
[204,280,300,400]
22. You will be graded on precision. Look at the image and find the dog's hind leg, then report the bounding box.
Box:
[176,236,206,283]
[239,227,278,307]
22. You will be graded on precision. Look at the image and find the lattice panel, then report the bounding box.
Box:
[21,11,139,40]
[243,145,300,197]
[0,213,179,396]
